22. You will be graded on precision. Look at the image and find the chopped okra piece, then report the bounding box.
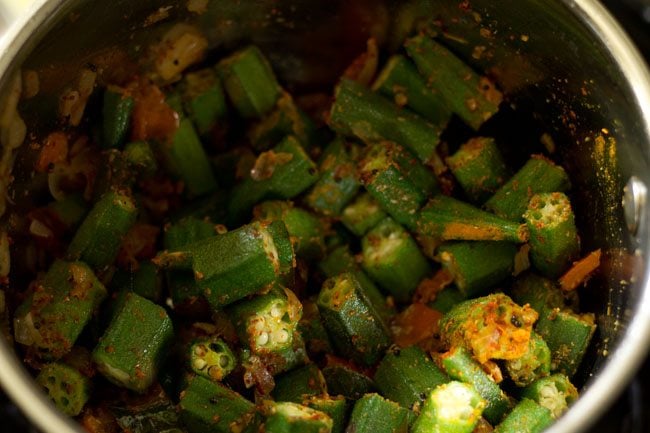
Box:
[504,331,551,387]
[67,190,137,269]
[319,245,356,278]
[189,336,237,382]
[228,288,301,356]
[446,137,509,204]
[440,347,512,424]
[36,362,90,416]
[159,221,291,309]
[266,220,297,287]
[372,54,452,127]
[180,68,227,137]
[249,91,316,150]
[373,346,449,409]
[440,294,538,364]
[217,45,282,118]
[259,330,309,376]
[112,260,163,302]
[359,142,438,230]
[361,218,431,303]
[322,365,376,401]
[485,155,571,221]
[535,309,596,378]
[520,374,578,418]
[272,364,328,403]
[304,138,360,216]
[161,118,218,198]
[427,286,467,314]
[524,192,580,278]
[14,260,107,359]
[122,141,157,177]
[437,241,517,298]
[510,273,576,315]
[262,401,333,433]
[329,78,441,164]
[404,35,502,130]
[102,86,134,149]
[417,195,528,243]
[411,381,486,433]
[341,193,387,236]
[93,293,174,392]
[306,395,348,433]
[493,398,553,433]
[253,200,326,261]
[228,135,319,223]
[317,273,391,366]
[180,376,260,433]
[113,399,184,433]
[346,393,410,433]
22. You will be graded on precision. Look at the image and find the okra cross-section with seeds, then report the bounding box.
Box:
[36,363,90,416]
[228,288,301,355]
[189,337,237,382]
[317,272,391,366]
[521,373,578,418]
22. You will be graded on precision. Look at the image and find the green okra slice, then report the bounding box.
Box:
[341,193,387,237]
[113,399,184,433]
[162,118,218,198]
[520,373,578,418]
[111,260,163,302]
[253,200,326,261]
[346,393,410,433]
[318,246,395,324]
[262,401,333,433]
[493,398,553,433]
[372,54,452,127]
[180,376,260,433]
[306,395,348,433]
[228,135,319,223]
[411,381,486,433]
[317,272,391,366]
[123,141,157,177]
[509,273,572,315]
[439,294,538,365]
[304,138,360,216]
[14,260,107,359]
[504,331,551,387]
[266,220,297,288]
[164,221,287,308]
[258,330,309,376]
[535,309,596,378]
[299,299,333,355]
[36,362,90,416]
[249,91,316,150]
[437,241,517,298]
[404,35,502,130]
[102,86,134,149]
[322,365,376,401]
[329,78,441,164]
[446,137,509,204]
[361,218,431,303]
[440,347,512,424]
[228,287,301,356]
[524,192,580,278]
[67,190,137,269]
[373,346,449,409]
[189,336,237,382]
[417,195,528,243]
[92,293,174,392]
[181,68,227,138]
[427,286,467,314]
[485,155,571,221]
[359,142,438,230]
[272,363,328,403]
[217,45,282,118]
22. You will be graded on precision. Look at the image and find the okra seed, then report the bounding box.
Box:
[219,355,229,368]
[275,329,290,343]
[257,332,269,346]
[193,358,207,370]
[270,304,283,318]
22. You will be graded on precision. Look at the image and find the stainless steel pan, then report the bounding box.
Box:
[0,1,649,432]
